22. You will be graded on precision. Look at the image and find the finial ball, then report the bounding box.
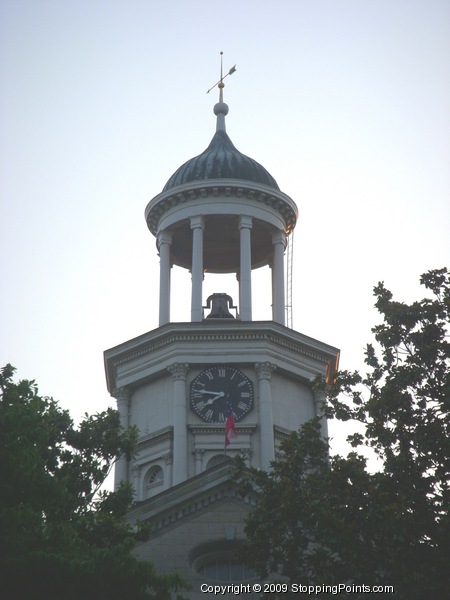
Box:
[214,102,229,116]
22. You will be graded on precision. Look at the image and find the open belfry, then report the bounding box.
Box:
[104,58,339,597]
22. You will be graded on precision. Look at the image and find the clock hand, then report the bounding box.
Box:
[197,390,225,396]
[203,392,225,405]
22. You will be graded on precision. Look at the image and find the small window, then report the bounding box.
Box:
[143,465,164,498]
[148,466,163,484]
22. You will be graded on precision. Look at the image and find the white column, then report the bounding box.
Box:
[158,230,172,326]
[163,452,173,488]
[168,363,189,485]
[132,465,142,501]
[313,383,329,441]
[112,386,131,490]
[190,216,204,322]
[241,448,253,468]
[272,230,286,325]
[239,215,253,321]
[193,448,205,475]
[255,362,276,470]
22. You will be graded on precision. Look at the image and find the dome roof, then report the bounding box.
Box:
[163,122,279,192]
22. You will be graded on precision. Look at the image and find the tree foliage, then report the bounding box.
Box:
[236,268,450,599]
[0,365,188,600]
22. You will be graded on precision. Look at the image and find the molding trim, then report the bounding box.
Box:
[112,331,327,367]
[104,322,340,394]
[137,426,174,452]
[127,465,257,538]
[273,424,293,443]
[145,179,298,236]
[188,423,257,436]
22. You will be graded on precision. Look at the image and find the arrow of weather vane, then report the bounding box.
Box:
[206,52,236,94]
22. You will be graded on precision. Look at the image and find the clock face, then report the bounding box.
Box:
[190,366,254,423]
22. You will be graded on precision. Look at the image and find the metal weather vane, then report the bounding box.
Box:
[206,51,236,94]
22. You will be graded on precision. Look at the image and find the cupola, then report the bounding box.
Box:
[145,66,298,326]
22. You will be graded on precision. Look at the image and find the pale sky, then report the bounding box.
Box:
[1,0,449,469]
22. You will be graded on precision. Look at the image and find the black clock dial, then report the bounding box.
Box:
[190,366,254,423]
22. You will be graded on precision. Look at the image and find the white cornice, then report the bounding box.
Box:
[104,321,340,393]
[145,179,298,236]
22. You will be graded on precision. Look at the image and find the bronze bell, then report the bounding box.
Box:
[204,293,236,319]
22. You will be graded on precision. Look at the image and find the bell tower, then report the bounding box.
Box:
[104,62,339,596]
[146,78,296,327]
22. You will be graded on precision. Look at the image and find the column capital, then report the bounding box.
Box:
[238,215,253,229]
[190,215,205,230]
[112,386,131,404]
[272,229,287,247]
[163,452,173,465]
[192,448,206,457]
[157,229,173,247]
[168,362,189,381]
[255,362,276,381]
